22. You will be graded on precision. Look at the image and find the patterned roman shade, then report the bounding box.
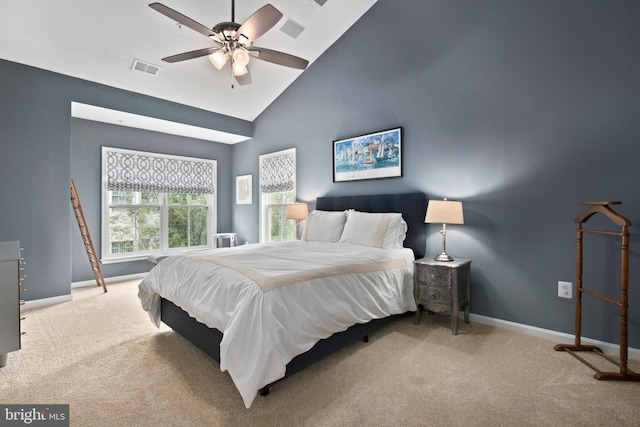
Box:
[105,149,215,194]
[259,149,295,194]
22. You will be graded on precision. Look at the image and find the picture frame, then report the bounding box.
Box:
[333,127,402,182]
[236,174,252,204]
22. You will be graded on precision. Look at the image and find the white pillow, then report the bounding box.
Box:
[301,210,348,243]
[339,210,407,249]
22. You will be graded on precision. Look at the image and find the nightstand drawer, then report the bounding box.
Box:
[416,266,450,284]
[419,284,451,312]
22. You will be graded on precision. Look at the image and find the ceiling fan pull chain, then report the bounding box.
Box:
[230,66,235,89]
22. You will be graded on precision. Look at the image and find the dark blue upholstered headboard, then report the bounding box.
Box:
[315,192,427,259]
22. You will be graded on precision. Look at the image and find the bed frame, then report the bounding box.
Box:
[160,192,427,395]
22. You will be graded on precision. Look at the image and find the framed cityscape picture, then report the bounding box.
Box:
[333,127,402,182]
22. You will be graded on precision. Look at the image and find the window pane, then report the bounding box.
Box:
[269,205,285,241]
[136,208,161,251]
[168,207,209,248]
[189,207,208,245]
[111,241,133,254]
[267,192,294,205]
[188,193,208,205]
[140,192,159,205]
[167,193,188,205]
[108,207,160,254]
[268,205,295,242]
[110,191,134,205]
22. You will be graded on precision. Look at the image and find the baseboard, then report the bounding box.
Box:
[469,313,640,361]
[23,294,73,309]
[71,272,147,288]
[23,273,147,309]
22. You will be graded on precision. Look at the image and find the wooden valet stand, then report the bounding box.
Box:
[554,201,640,381]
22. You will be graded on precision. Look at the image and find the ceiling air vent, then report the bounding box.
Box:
[131,59,160,76]
[312,0,329,6]
[280,19,305,39]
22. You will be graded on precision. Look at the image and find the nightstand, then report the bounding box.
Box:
[413,258,471,335]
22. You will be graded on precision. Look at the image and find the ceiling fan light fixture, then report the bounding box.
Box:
[232,48,250,66]
[232,62,248,76]
[209,51,228,70]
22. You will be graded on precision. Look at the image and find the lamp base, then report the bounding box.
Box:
[434,252,454,262]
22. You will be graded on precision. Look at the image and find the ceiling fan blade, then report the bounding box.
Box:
[237,4,283,43]
[149,3,215,38]
[249,46,309,70]
[162,47,218,63]
[235,67,252,86]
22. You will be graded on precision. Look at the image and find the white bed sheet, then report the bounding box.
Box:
[138,240,416,408]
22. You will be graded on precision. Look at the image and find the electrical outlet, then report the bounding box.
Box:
[558,281,572,299]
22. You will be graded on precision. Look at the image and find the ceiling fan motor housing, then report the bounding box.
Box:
[212,22,248,44]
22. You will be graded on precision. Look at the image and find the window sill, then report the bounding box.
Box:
[101,246,214,264]
[101,254,153,264]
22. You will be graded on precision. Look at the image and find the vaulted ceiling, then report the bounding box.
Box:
[1,1,377,124]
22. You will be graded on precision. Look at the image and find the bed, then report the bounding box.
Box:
[138,192,426,408]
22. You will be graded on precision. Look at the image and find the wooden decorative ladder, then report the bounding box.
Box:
[70,179,107,293]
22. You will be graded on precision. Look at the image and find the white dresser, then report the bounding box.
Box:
[0,241,24,367]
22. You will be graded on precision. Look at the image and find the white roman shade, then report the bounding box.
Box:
[259,148,295,194]
[105,148,215,194]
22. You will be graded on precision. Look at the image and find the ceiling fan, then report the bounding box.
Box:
[149,1,309,86]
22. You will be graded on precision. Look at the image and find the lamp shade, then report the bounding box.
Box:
[286,203,308,220]
[232,48,250,66]
[425,200,464,224]
[232,61,248,76]
[209,51,227,70]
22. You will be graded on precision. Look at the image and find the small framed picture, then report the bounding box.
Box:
[236,174,252,204]
[333,127,402,182]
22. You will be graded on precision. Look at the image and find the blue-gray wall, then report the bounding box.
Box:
[232,0,640,347]
[1,0,639,348]
[0,59,250,299]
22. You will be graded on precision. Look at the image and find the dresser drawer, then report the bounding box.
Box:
[0,241,22,367]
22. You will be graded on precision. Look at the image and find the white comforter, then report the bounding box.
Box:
[138,240,416,408]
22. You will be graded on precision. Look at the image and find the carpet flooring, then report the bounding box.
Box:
[1,280,639,426]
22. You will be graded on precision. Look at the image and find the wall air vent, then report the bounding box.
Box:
[280,19,305,39]
[131,59,160,76]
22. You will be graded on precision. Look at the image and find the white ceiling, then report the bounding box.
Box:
[1,0,377,142]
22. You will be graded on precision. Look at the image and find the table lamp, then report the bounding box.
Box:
[286,203,308,240]
[425,198,464,261]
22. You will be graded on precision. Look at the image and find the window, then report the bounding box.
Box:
[259,148,297,242]
[263,191,296,242]
[102,147,216,262]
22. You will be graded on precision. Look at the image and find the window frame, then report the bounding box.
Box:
[101,147,217,263]
[259,148,296,243]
